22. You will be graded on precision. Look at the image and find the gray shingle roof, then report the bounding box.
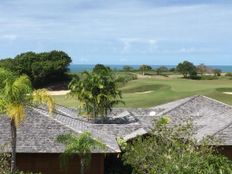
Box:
[1,95,232,154]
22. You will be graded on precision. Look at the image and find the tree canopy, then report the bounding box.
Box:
[122,117,232,174]
[176,61,197,78]
[68,65,124,119]
[0,68,55,172]
[57,132,105,174]
[139,65,152,76]
[0,50,72,87]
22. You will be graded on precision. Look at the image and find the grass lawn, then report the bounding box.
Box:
[53,78,232,108]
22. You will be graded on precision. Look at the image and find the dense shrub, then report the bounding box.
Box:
[201,75,218,80]
[0,153,10,174]
[0,50,72,87]
[0,147,40,174]
[122,117,232,174]
[225,72,232,77]
[116,73,137,87]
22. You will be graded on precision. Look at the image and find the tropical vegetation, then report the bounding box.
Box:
[0,68,54,173]
[0,51,72,87]
[68,65,124,119]
[139,64,152,76]
[57,132,105,174]
[122,117,232,174]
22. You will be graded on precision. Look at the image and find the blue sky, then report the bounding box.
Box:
[0,0,232,65]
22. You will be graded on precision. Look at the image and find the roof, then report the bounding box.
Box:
[0,106,120,153]
[1,95,232,154]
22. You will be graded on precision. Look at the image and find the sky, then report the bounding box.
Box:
[0,0,232,65]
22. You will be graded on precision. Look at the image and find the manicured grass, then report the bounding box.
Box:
[53,78,232,108]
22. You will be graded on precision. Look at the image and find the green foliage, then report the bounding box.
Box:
[197,64,208,76]
[10,171,41,174]
[0,145,40,174]
[116,137,128,151]
[122,117,232,174]
[122,65,134,72]
[139,65,152,75]
[176,61,198,79]
[201,75,218,80]
[115,73,137,87]
[213,69,222,76]
[56,132,105,173]
[225,72,232,77]
[68,65,124,119]
[0,68,54,172]
[0,50,72,87]
[0,146,10,174]
[155,66,169,75]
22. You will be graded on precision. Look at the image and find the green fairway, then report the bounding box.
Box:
[53,78,232,108]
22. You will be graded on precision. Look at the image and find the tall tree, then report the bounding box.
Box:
[139,65,152,76]
[0,68,54,173]
[176,61,197,78]
[197,64,208,76]
[213,69,222,77]
[0,50,72,87]
[68,65,124,119]
[156,66,168,75]
[123,65,133,72]
[57,132,105,174]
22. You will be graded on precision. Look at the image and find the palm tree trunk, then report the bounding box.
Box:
[10,119,17,173]
[80,158,85,174]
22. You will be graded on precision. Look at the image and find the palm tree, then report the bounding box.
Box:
[0,68,54,173]
[68,67,124,119]
[57,132,105,174]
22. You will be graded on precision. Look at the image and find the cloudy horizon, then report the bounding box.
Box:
[0,0,232,65]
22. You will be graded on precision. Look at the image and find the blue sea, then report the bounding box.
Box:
[69,64,232,73]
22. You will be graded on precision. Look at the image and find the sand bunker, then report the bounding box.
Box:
[223,92,232,95]
[135,90,153,94]
[48,90,70,96]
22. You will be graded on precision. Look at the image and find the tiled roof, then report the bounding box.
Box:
[1,95,232,154]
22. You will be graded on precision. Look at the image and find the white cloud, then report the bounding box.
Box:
[1,34,17,40]
[120,38,158,53]
[178,47,196,53]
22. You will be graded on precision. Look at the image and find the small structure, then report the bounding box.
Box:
[1,95,232,173]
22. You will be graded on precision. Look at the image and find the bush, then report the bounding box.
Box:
[122,117,232,174]
[0,153,10,174]
[225,72,232,77]
[201,75,218,80]
[116,73,137,87]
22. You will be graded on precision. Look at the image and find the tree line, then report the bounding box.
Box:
[122,61,222,79]
[0,50,72,87]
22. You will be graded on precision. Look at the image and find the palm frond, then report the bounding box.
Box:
[32,89,55,113]
[56,132,106,171]
[6,104,25,127]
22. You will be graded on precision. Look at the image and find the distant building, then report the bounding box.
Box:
[1,95,232,174]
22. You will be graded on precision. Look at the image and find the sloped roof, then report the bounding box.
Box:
[1,95,232,154]
[0,106,120,153]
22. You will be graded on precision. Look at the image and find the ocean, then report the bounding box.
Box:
[69,64,232,73]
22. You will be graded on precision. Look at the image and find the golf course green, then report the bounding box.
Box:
[53,78,232,108]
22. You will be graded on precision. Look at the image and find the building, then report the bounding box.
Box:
[1,95,232,173]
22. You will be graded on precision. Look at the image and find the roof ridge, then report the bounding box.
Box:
[157,95,200,116]
[201,95,232,110]
[32,107,121,153]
